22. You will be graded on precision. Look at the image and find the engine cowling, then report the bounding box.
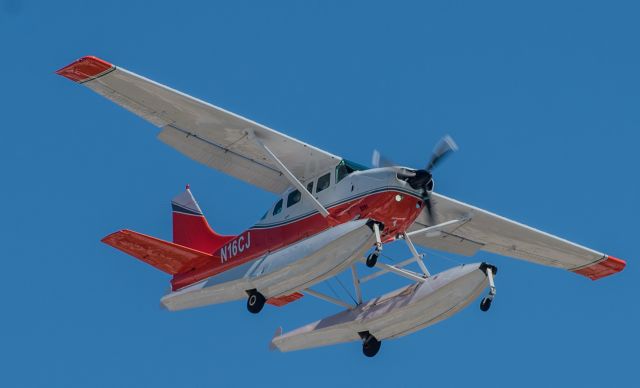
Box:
[399,169,433,193]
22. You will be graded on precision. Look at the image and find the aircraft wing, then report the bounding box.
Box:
[56,56,341,194]
[408,192,625,280]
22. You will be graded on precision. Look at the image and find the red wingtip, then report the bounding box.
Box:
[573,255,626,281]
[55,55,114,83]
[186,184,190,190]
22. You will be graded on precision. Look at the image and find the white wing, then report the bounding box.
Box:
[409,192,625,280]
[57,56,341,193]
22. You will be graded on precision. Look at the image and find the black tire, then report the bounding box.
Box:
[247,291,266,314]
[366,252,379,268]
[480,297,492,312]
[362,334,382,357]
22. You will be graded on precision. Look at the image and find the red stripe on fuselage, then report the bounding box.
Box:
[171,190,423,290]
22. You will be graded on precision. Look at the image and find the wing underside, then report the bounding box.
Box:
[56,56,341,193]
[57,56,625,280]
[408,192,625,280]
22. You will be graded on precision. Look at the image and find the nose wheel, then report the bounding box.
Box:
[479,263,497,312]
[246,289,266,314]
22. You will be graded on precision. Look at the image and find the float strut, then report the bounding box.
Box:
[480,264,497,312]
[366,223,383,268]
[487,267,496,300]
[373,223,382,251]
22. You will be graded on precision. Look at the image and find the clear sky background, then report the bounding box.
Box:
[1,1,638,387]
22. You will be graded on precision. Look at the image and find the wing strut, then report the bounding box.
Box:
[405,218,469,237]
[247,130,330,217]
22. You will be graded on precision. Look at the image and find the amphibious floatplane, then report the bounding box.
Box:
[57,56,626,357]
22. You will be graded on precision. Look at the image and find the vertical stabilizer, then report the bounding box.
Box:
[171,186,234,253]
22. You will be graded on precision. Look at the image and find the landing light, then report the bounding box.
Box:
[395,194,403,202]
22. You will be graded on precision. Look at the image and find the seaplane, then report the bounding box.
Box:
[56,56,626,357]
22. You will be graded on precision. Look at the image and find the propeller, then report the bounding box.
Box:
[420,135,458,223]
[371,135,459,224]
[371,149,397,169]
[426,135,459,172]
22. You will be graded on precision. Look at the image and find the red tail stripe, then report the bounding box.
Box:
[172,212,234,254]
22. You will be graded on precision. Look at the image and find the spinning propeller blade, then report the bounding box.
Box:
[422,135,458,224]
[371,149,396,168]
[426,135,459,172]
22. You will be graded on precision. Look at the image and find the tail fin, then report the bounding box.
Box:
[171,186,234,253]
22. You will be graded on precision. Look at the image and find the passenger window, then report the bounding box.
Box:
[272,199,283,216]
[316,173,331,193]
[306,181,314,193]
[287,190,301,207]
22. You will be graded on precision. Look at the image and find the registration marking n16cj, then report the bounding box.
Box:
[220,232,251,263]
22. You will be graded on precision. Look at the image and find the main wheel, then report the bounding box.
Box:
[247,290,266,314]
[362,334,381,357]
[480,297,492,312]
[366,251,379,268]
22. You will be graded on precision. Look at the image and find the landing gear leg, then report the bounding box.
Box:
[480,263,497,312]
[366,223,383,268]
[246,289,266,314]
[359,331,382,357]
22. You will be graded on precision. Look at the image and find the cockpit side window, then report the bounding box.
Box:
[336,163,348,183]
[335,160,359,183]
[316,173,331,193]
[272,199,283,216]
[287,189,301,207]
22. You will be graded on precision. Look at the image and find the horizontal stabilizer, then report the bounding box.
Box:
[102,230,213,275]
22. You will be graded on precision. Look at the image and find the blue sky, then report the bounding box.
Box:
[1,1,638,387]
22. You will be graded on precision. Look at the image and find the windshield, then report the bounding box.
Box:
[335,159,367,183]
